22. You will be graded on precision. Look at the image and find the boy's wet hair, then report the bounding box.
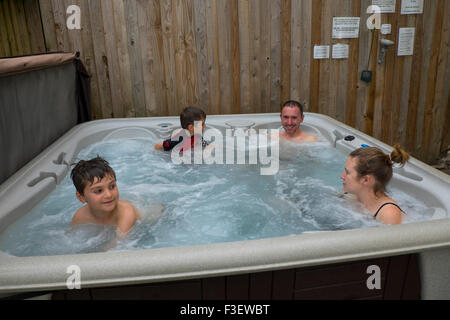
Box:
[70,156,116,195]
[180,106,206,129]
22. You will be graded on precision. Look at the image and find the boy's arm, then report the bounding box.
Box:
[70,207,88,225]
[155,130,184,151]
[154,141,164,150]
[116,201,140,236]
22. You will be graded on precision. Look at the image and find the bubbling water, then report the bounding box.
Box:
[0,136,433,257]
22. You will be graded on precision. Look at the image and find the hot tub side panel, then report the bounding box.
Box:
[49,254,419,300]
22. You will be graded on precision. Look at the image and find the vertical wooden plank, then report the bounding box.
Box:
[173,0,186,110]
[299,0,312,111]
[231,0,240,114]
[193,0,210,114]
[355,0,373,133]
[371,25,384,140]
[23,0,46,54]
[421,0,446,163]
[0,3,12,57]
[402,11,424,153]
[248,0,261,113]
[365,44,377,136]
[387,0,404,146]
[216,0,233,114]
[101,0,124,118]
[77,0,102,120]
[309,0,322,113]
[112,0,136,117]
[88,0,113,118]
[62,0,91,115]
[8,0,29,55]
[63,0,82,53]
[148,0,167,116]
[412,0,437,158]
[205,0,220,115]
[160,0,179,115]
[280,0,291,104]
[259,0,271,113]
[379,5,397,143]
[430,0,450,159]
[392,58,408,146]
[173,0,199,112]
[334,0,351,123]
[290,0,301,102]
[17,0,32,54]
[317,0,332,115]
[126,0,147,117]
[269,0,282,112]
[51,0,71,51]
[399,5,421,153]
[327,0,340,120]
[0,4,5,57]
[38,0,58,52]
[238,0,251,113]
[441,95,450,155]
[137,0,159,116]
[2,0,19,56]
[344,0,360,128]
[0,32,5,58]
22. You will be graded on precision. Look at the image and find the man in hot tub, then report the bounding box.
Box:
[276,100,318,143]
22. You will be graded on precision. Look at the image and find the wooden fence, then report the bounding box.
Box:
[0,0,449,164]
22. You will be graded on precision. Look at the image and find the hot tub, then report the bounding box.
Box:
[0,113,449,299]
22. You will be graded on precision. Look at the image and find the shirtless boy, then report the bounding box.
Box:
[70,157,141,237]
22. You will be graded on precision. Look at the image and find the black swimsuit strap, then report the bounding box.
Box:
[374,202,404,218]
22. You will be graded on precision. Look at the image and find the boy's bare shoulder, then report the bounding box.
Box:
[116,200,141,234]
[118,200,134,211]
[71,206,91,225]
[118,200,141,219]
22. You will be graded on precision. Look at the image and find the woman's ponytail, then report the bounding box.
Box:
[390,144,410,166]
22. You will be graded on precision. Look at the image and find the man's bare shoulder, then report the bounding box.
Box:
[278,131,317,143]
[302,132,318,142]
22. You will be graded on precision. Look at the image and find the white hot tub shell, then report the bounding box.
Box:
[0,113,449,299]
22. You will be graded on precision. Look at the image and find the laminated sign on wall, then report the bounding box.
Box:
[372,0,396,13]
[401,0,423,14]
[332,18,360,39]
[398,28,415,56]
[332,44,349,59]
[313,45,330,59]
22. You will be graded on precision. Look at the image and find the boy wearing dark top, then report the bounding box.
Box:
[154,106,208,152]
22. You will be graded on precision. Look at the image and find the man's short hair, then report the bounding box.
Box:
[281,100,304,115]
